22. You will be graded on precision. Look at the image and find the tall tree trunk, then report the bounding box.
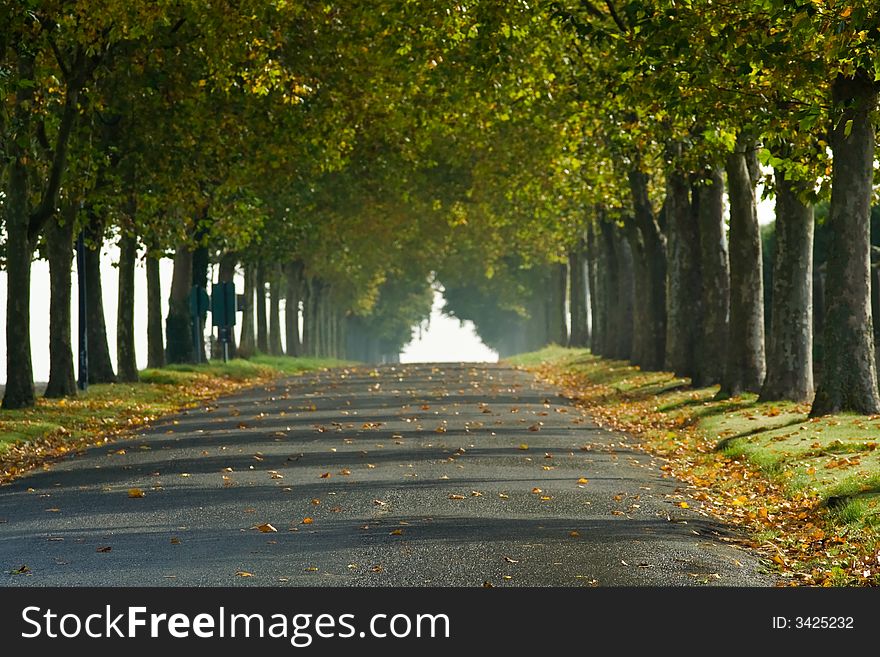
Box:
[284,260,303,356]
[2,164,36,408]
[568,241,589,347]
[268,263,284,355]
[84,220,117,384]
[721,136,765,396]
[218,252,238,358]
[302,277,313,356]
[547,262,568,346]
[116,233,139,382]
[586,218,604,354]
[3,50,81,408]
[45,212,77,398]
[238,263,256,358]
[626,168,667,370]
[165,246,194,364]
[811,71,880,415]
[256,262,269,354]
[599,221,633,360]
[664,166,702,377]
[693,168,729,386]
[191,243,209,361]
[146,254,165,368]
[760,170,814,402]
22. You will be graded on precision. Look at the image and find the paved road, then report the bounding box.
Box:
[0,364,772,586]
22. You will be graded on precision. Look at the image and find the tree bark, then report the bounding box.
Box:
[721,136,765,396]
[626,168,667,370]
[598,221,633,360]
[116,233,139,382]
[284,260,303,356]
[693,168,730,386]
[165,246,194,364]
[146,254,165,368]
[2,49,82,409]
[84,220,117,384]
[811,71,880,415]
[568,241,589,347]
[760,170,814,402]
[238,263,256,358]
[664,165,702,377]
[547,262,568,346]
[45,212,77,398]
[586,218,604,354]
[269,263,284,355]
[256,262,269,354]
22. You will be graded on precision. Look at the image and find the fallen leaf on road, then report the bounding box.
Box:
[448,494,465,500]
[569,531,580,537]
[470,491,483,497]
[531,487,542,494]
[311,499,321,505]
[373,499,387,506]
[528,424,541,432]
[170,538,181,544]
[11,565,31,574]
[371,565,384,573]
[367,464,376,469]
[678,502,689,509]
[503,556,519,564]
[498,493,509,499]
[519,444,529,450]
[128,488,145,498]
[304,567,319,572]
[389,529,403,536]
[96,546,112,553]
[577,478,589,484]
[319,472,331,479]
[302,517,314,525]
[540,496,552,501]
[254,523,277,533]
[483,581,494,588]
[339,468,351,476]
[235,571,254,577]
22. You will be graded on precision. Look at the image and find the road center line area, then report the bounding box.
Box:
[0,364,772,586]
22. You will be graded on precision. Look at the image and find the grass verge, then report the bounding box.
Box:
[506,345,880,586]
[0,355,348,483]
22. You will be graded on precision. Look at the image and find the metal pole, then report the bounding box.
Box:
[76,230,88,390]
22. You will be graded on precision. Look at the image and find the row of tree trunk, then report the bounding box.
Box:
[565,74,879,416]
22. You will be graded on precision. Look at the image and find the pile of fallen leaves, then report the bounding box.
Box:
[531,360,880,587]
[0,372,275,486]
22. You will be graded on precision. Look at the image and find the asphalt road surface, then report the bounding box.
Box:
[0,363,773,586]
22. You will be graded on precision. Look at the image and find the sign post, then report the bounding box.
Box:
[211,282,237,362]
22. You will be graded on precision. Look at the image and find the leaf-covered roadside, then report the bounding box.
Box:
[508,346,880,586]
[0,356,346,486]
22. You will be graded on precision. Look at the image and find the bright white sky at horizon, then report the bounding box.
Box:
[400,288,499,364]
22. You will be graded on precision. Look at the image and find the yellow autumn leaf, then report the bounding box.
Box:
[235,571,254,577]
[519,444,529,450]
[302,517,314,525]
[577,477,589,484]
[678,501,689,509]
[128,488,145,498]
[389,529,403,535]
[254,523,277,533]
